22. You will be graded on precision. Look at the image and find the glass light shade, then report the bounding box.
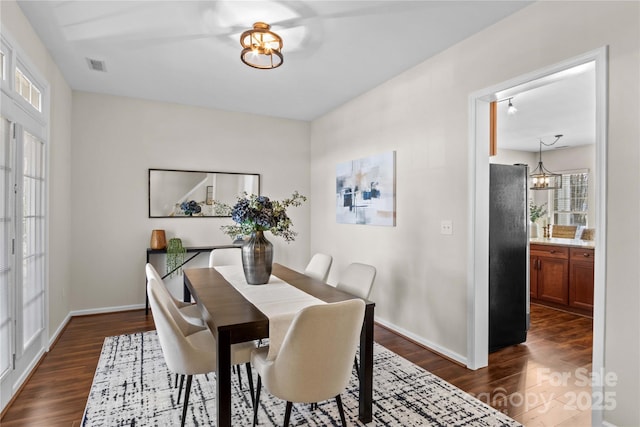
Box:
[530,136,563,190]
[530,167,562,190]
[240,22,283,69]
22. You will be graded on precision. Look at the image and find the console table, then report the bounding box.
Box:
[145,244,241,314]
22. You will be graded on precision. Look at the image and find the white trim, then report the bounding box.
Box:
[466,98,490,369]
[375,316,467,365]
[69,304,146,317]
[0,32,47,129]
[47,313,71,351]
[0,28,50,414]
[590,46,608,427]
[10,347,45,395]
[467,49,608,427]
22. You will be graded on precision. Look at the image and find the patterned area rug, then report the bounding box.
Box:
[82,331,520,426]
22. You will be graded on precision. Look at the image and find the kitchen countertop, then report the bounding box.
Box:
[530,237,595,249]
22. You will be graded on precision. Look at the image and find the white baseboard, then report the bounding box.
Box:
[69,303,145,317]
[11,347,45,398]
[47,304,144,349]
[374,316,468,366]
[46,304,145,350]
[48,312,71,350]
[602,421,617,427]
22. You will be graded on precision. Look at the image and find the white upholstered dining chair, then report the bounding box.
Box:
[147,277,256,427]
[335,262,375,377]
[145,263,204,326]
[303,253,333,282]
[208,247,242,267]
[251,299,365,427]
[336,263,376,299]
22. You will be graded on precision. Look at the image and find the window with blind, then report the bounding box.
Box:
[552,172,588,226]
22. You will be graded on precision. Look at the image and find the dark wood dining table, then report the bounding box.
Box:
[183,263,375,427]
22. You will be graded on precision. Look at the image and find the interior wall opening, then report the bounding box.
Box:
[468,47,607,425]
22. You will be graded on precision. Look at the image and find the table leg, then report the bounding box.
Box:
[183,283,192,303]
[358,304,374,423]
[145,253,150,315]
[217,330,232,427]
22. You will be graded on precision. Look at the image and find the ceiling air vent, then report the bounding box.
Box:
[86,58,107,72]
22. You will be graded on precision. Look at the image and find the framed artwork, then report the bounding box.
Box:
[206,186,214,205]
[336,151,396,226]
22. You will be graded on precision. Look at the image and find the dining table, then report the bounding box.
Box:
[183,263,375,427]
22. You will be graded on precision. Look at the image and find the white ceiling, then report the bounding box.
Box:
[17,1,594,152]
[496,62,596,152]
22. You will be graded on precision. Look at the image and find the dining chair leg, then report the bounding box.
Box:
[253,375,262,427]
[245,362,255,407]
[177,374,185,404]
[354,356,359,378]
[237,363,243,388]
[283,401,293,427]
[175,373,179,388]
[181,375,193,427]
[335,394,347,426]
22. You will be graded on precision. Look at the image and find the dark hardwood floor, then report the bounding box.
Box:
[376,303,593,426]
[1,304,592,426]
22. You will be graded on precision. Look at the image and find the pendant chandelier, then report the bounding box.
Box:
[240,22,283,70]
[530,134,563,190]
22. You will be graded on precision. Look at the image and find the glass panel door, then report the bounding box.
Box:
[0,117,13,384]
[0,120,46,412]
[19,130,45,350]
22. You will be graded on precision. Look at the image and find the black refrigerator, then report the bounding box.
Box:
[489,164,529,352]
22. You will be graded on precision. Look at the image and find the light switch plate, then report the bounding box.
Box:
[441,220,453,235]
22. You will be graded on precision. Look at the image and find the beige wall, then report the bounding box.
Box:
[310,2,639,424]
[0,0,73,343]
[70,92,311,310]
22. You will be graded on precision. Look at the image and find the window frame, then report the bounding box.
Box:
[15,66,42,113]
[0,28,49,413]
[549,169,589,227]
[0,33,48,130]
[0,37,13,94]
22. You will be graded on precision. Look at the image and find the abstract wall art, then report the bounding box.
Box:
[336,151,396,226]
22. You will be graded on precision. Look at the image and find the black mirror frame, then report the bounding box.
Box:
[148,168,260,218]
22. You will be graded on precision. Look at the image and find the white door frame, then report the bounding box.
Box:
[467,47,608,425]
[0,30,50,413]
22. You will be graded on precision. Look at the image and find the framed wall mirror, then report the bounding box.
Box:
[148,169,260,217]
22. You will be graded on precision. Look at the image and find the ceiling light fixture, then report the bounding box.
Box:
[507,97,517,115]
[240,22,283,70]
[530,134,563,190]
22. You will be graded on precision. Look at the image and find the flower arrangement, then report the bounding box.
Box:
[221,191,307,242]
[180,200,202,216]
[529,201,548,223]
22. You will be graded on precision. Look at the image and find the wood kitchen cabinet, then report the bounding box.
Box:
[530,244,569,305]
[569,248,595,311]
[530,241,594,316]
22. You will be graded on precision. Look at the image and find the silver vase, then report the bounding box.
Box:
[241,230,273,285]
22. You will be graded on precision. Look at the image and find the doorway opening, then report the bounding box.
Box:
[467,47,607,425]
